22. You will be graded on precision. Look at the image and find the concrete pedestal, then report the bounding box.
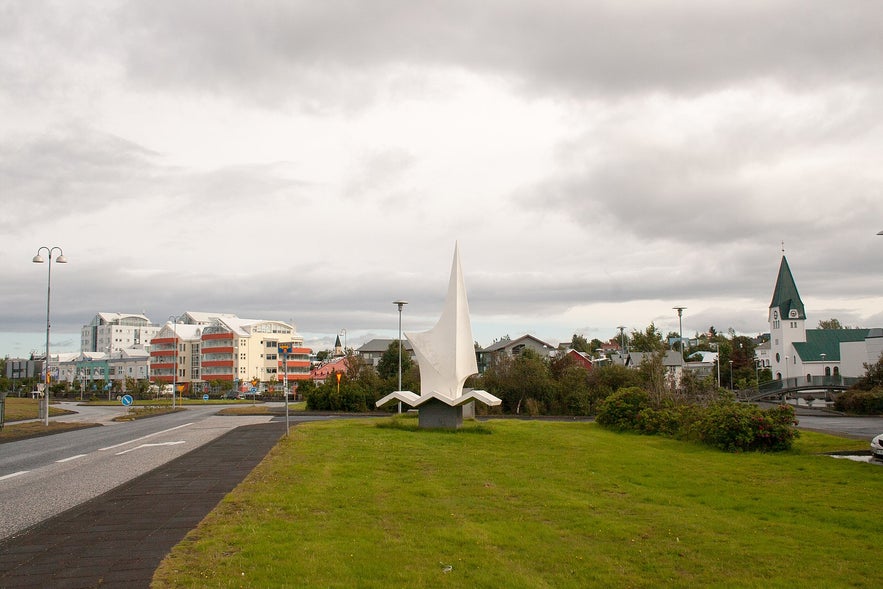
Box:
[418,398,464,429]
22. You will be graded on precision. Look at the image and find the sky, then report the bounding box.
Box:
[2,0,883,358]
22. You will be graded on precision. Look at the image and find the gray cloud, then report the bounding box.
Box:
[112,1,883,105]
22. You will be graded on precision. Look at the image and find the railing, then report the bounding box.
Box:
[743,375,859,401]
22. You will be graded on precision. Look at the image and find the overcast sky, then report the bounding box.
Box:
[3,0,883,358]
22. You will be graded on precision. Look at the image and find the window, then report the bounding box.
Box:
[775,353,780,362]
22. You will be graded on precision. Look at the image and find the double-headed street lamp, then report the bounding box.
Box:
[168,315,178,410]
[393,300,408,413]
[33,246,67,426]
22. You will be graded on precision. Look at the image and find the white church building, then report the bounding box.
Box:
[768,255,883,383]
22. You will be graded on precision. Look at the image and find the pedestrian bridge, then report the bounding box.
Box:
[741,375,859,402]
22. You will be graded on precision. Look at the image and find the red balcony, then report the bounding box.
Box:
[202,360,233,368]
[202,346,234,355]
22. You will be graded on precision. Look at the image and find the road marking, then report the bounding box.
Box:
[115,441,186,455]
[56,454,88,463]
[0,471,29,482]
[99,423,194,451]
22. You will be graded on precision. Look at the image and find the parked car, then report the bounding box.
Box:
[871,434,883,461]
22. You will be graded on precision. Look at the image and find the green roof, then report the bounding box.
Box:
[769,256,806,320]
[793,329,869,362]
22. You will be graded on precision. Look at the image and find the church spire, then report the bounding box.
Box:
[769,255,806,320]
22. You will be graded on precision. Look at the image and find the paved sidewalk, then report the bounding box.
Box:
[0,421,285,588]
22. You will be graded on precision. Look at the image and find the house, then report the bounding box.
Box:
[355,338,414,368]
[477,334,557,373]
[621,350,685,384]
[563,349,596,371]
[311,356,348,384]
[767,255,883,381]
[57,348,151,390]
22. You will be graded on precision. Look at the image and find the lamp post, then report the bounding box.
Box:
[617,325,626,360]
[33,246,67,426]
[168,316,178,410]
[339,329,347,356]
[393,300,408,414]
[673,307,686,357]
[729,360,734,390]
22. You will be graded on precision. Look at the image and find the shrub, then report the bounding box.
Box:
[635,407,680,436]
[596,387,649,431]
[833,389,883,415]
[693,402,797,452]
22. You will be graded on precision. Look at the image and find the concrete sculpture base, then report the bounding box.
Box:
[418,398,464,429]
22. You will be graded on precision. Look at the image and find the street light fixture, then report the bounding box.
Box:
[33,246,67,426]
[729,359,734,390]
[393,300,408,414]
[673,307,686,357]
[168,315,178,411]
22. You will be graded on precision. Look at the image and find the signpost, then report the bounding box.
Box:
[121,394,133,407]
[278,343,292,435]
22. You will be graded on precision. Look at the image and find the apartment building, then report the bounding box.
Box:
[150,312,311,393]
[81,313,161,354]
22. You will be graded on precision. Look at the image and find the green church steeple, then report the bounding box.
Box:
[769,256,806,320]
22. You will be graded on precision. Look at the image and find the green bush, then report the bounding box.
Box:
[596,387,798,453]
[595,387,649,431]
[305,380,377,412]
[833,388,883,415]
[693,402,797,452]
[635,406,680,436]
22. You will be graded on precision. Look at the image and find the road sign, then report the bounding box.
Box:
[250,386,258,394]
[203,394,209,401]
[121,394,133,406]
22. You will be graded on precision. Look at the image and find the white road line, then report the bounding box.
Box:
[115,441,186,455]
[56,454,88,463]
[0,471,29,482]
[98,422,194,451]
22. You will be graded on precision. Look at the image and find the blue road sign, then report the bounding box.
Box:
[121,394,134,406]
[203,393,209,401]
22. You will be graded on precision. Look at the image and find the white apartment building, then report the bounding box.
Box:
[150,312,311,393]
[81,313,161,355]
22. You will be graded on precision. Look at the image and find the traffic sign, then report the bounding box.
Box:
[121,394,133,406]
[250,386,258,394]
[203,393,209,401]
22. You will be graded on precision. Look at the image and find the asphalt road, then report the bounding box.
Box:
[0,402,322,540]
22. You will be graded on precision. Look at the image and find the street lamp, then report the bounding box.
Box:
[729,359,734,390]
[393,300,408,414]
[33,246,67,426]
[673,307,686,357]
[339,328,347,355]
[168,315,178,410]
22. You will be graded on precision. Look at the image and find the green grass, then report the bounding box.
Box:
[0,420,100,442]
[2,396,75,421]
[153,419,879,588]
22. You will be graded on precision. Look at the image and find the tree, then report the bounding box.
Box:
[629,323,665,352]
[853,352,883,391]
[570,334,591,353]
[316,350,332,362]
[818,318,852,330]
[376,340,413,381]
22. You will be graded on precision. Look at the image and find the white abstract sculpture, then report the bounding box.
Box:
[376,243,500,427]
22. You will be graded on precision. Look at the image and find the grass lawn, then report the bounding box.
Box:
[0,420,100,442]
[1,396,75,421]
[153,418,879,588]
